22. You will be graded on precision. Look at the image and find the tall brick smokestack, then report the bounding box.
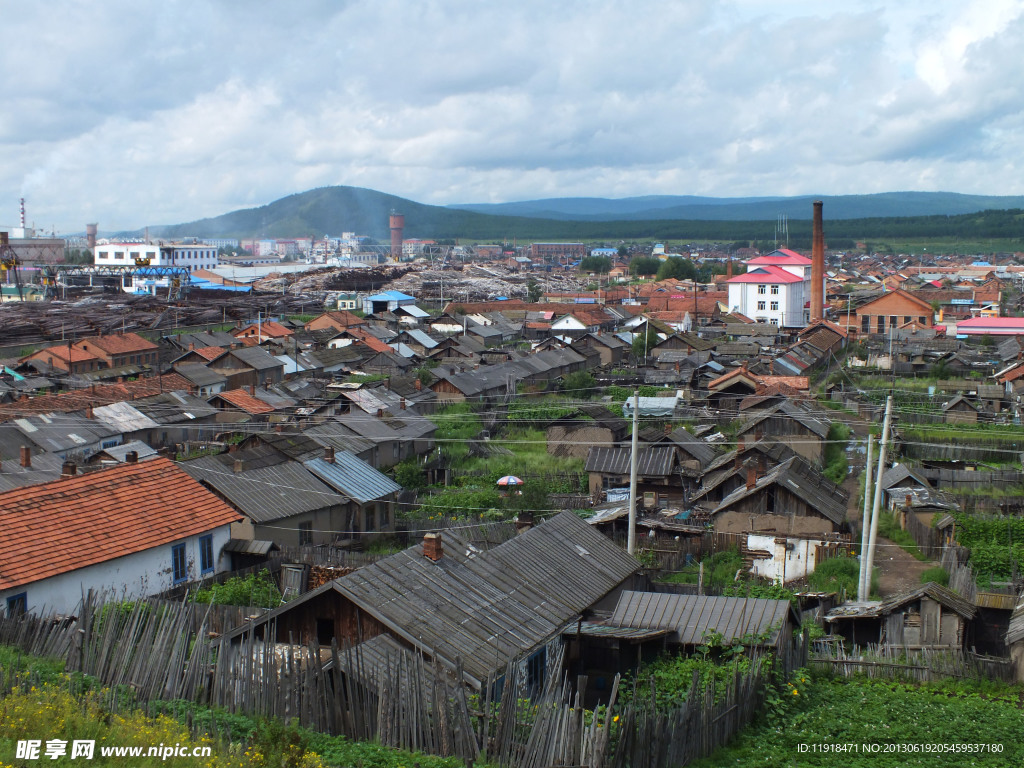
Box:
[810,200,825,324]
[389,212,404,261]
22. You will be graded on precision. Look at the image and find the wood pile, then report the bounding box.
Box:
[307,564,354,589]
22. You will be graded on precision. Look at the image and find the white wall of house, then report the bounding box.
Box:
[0,525,233,617]
[727,281,808,327]
[747,533,829,584]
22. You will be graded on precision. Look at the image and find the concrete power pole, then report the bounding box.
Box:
[857,434,874,601]
[628,390,640,555]
[864,396,893,599]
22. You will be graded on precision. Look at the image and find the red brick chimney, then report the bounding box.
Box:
[423,532,443,561]
[126,450,138,464]
[746,465,757,490]
[324,446,335,464]
[233,459,244,473]
[20,445,30,468]
[810,200,825,324]
[415,379,422,391]
[400,397,406,410]
[727,258,733,280]
[61,461,77,477]
[248,384,255,396]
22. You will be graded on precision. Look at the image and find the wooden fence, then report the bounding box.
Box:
[810,641,1013,683]
[903,510,946,560]
[0,593,808,768]
[941,545,978,604]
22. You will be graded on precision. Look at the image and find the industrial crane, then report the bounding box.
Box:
[0,232,24,301]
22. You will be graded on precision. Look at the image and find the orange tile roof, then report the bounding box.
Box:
[193,346,226,361]
[215,388,276,415]
[74,332,158,355]
[0,457,241,591]
[234,320,294,338]
[356,336,393,354]
[24,345,100,364]
[0,374,194,421]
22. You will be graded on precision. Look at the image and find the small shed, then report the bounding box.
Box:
[826,582,976,650]
[942,394,979,425]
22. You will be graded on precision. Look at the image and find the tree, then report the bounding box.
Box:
[632,326,660,359]
[630,256,661,276]
[526,277,543,303]
[617,244,629,257]
[561,370,596,397]
[579,255,611,274]
[656,256,698,281]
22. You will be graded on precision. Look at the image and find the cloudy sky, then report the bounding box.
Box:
[3,0,1023,233]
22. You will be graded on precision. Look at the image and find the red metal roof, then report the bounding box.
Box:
[727,265,803,284]
[0,458,241,591]
[746,249,811,266]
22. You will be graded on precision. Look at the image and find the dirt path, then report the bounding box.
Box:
[839,411,938,597]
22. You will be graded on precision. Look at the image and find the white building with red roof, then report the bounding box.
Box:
[726,249,819,328]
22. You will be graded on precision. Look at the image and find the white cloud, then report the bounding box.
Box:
[1,0,1023,232]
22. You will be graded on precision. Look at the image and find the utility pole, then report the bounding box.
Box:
[857,434,874,601]
[628,390,640,556]
[864,396,893,599]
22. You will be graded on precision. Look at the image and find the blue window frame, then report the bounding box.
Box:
[6,593,27,616]
[199,535,214,574]
[172,543,187,584]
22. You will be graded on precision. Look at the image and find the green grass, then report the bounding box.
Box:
[920,566,950,586]
[823,422,851,484]
[658,548,744,587]
[691,673,1024,768]
[807,556,878,598]
[877,511,930,561]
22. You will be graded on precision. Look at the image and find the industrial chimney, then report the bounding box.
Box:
[389,212,404,261]
[810,200,825,324]
[86,223,98,250]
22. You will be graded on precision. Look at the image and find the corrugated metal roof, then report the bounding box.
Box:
[223,538,279,555]
[183,458,341,522]
[609,591,795,647]
[585,446,677,477]
[93,401,161,433]
[304,452,401,503]
[564,622,670,640]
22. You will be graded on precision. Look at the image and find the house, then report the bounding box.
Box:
[844,289,934,336]
[304,311,365,334]
[20,344,102,375]
[362,291,417,316]
[942,394,980,424]
[223,511,641,692]
[11,411,122,460]
[73,332,160,369]
[0,457,240,616]
[585,445,681,505]
[173,362,229,396]
[726,249,815,328]
[710,455,848,535]
[546,405,629,460]
[734,400,832,465]
[956,317,1024,336]
[0,442,65,491]
[233,319,295,342]
[206,346,286,389]
[182,449,345,547]
[826,582,976,650]
[303,450,402,540]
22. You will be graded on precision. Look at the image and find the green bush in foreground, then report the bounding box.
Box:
[193,569,282,608]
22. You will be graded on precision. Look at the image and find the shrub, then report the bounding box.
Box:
[193,570,282,608]
[807,556,876,597]
[920,567,950,586]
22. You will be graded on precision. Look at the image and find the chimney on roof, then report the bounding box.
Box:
[810,200,825,324]
[233,458,244,473]
[422,532,443,561]
[61,460,76,477]
[126,450,138,464]
[746,463,757,490]
[905,493,913,509]
[189,343,195,351]
[249,384,255,396]
[324,446,335,464]
[415,378,422,391]
[20,445,31,468]
[400,397,406,410]
[727,258,733,280]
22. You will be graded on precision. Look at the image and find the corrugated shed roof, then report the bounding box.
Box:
[183,457,340,522]
[304,453,401,503]
[0,458,241,591]
[609,591,795,647]
[713,455,848,525]
[0,375,193,421]
[585,445,677,477]
[93,401,161,433]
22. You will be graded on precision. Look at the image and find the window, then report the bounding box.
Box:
[6,593,27,616]
[526,646,547,698]
[364,505,375,532]
[757,285,766,295]
[171,543,187,584]
[757,301,766,310]
[862,315,870,333]
[904,316,911,324]
[199,534,214,574]
[770,301,779,311]
[877,315,885,333]
[298,522,313,546]
[770,285,779,295]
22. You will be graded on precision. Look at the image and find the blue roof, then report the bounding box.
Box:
[304,452,401,503]
[367,290,415,302]
[195,282,252,292]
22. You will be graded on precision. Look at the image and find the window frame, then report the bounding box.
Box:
[199,534,214,574]
[6,592,27,616]
[171,543,187,584]
[298,522,313,546]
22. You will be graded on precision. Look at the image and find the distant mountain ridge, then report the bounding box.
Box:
[447,192,1024,221]
[139,186,1024,243]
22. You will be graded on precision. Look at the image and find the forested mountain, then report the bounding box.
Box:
[142,185,1024,245]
